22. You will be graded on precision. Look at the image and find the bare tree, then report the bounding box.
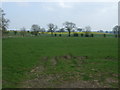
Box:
[84,26,91,37]
[47,23,57,36]
[77,28,83,32]
[59,28,65,32]
[31,24,40,36]
[20,27,26,37]
[63,21,76,37]
[41,28,45,34]
[99,30,104,33]
[13,30,17,35]
[113,25,120,38]
[0,8,10,36]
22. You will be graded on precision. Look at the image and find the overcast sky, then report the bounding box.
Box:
[2,1,118,31]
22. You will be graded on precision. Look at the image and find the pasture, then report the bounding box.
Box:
[2,36,118,88]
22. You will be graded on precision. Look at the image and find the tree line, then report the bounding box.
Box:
[0,8,120,38]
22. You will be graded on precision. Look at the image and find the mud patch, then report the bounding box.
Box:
[57,80,102,88]
[20,54,118,88]
[21,74,61,88]
[42,56,49,62]
[21,76,104,88]
[106,78,118,83]
[104,56,117,61]
[60,54,72,60]
[50,57,57,65]
[41,54,88,66]
[30,66,44,73]
[59,54,88,61]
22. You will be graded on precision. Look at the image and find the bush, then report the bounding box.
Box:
[81,34,84,37]
[54,34,57,37]
[85,34,89,37]
[90,34,94,37]
[73,33,78,37]
[103,34,106,37]
[59,34,61,37]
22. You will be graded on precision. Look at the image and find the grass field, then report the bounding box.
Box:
[2,37,118,88]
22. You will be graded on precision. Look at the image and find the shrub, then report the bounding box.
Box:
[73,33,78,37]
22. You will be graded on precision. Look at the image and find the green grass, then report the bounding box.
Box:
[2,37,118,88]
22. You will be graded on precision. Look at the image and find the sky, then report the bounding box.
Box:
[1,1,118,31]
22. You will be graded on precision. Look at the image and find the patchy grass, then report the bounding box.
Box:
[2,37,118,88]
